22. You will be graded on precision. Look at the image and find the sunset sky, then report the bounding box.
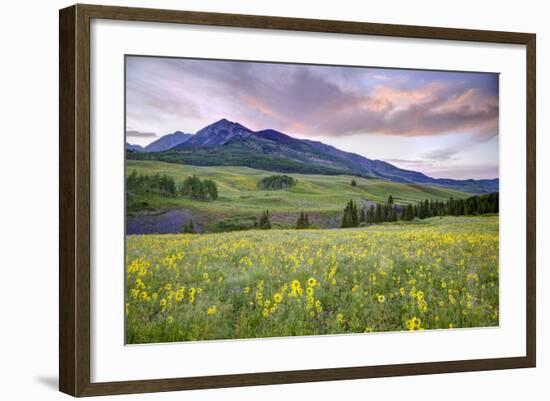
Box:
[126,56,499,180]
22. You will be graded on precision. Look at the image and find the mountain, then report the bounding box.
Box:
[143,131,193,152]
[181,119,253,147]
[126,143,144,152]
[131,119,498,194]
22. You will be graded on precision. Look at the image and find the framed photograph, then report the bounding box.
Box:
[59,4,536,397]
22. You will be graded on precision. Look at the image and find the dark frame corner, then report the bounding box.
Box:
[59,3,536,397]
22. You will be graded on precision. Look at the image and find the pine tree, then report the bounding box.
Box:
[296,211,303,229]
[296,210,310,229]
[351,201,359,227]
[388,195,394,205]
[341,200,359,228]
[350,179,357,187]
[403,204,414,221]
[390,206,397,221]
[374,203,382,223]
[259,210,272,229]
[183,220,195,234]
[369,205,376,224]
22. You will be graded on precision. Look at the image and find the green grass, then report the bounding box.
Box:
[126,215,499,343]
[126,160,470,221]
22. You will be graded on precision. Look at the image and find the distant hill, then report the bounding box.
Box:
[128,119,499,194]
[143,131,193,152]
[125,143,144,152]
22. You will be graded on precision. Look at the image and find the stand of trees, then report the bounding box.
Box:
[366,201,399,224]
[400,193,499,220]
[179,175,218,201]
[257,175,296,190]
[341,193,499,228]
[296,211,310,229]
[127,171,219,202]
[126,170,176,196]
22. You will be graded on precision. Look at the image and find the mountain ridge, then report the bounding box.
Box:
[129,119,498,194]
[143,131,193,152]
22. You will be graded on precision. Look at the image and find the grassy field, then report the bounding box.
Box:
[126,160,471,229]
[126,215,499,343]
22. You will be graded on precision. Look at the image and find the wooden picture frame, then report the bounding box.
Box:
[59,3,536,397]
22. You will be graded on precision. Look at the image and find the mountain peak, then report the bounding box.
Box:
[174,119,253,149]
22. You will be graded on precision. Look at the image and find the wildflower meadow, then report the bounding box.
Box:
[125,215,499,343]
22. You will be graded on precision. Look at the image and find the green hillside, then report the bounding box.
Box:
[126,161,470,226]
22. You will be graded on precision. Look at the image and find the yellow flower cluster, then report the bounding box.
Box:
[406,316,422,331]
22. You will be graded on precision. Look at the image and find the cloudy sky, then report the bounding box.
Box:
[126,56,499,180]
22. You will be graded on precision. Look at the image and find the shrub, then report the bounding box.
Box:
[212,216,258,232]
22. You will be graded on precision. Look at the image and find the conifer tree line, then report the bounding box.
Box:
[341,192,499,228]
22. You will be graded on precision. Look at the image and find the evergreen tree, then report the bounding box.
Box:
[403,204,414,221]
[341,200,359,228]
[367,204,375,224]
[374,203,382,223]
[350,179,357,187]
[296,210,310,229]
[259,210,272,229]
[389,206,398,221]
[406,205,411,221]
[341,201,351,228]
[388,195,394,205]
[351,201,359,227]
[296,211,303,229]
[183,220,195,234]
